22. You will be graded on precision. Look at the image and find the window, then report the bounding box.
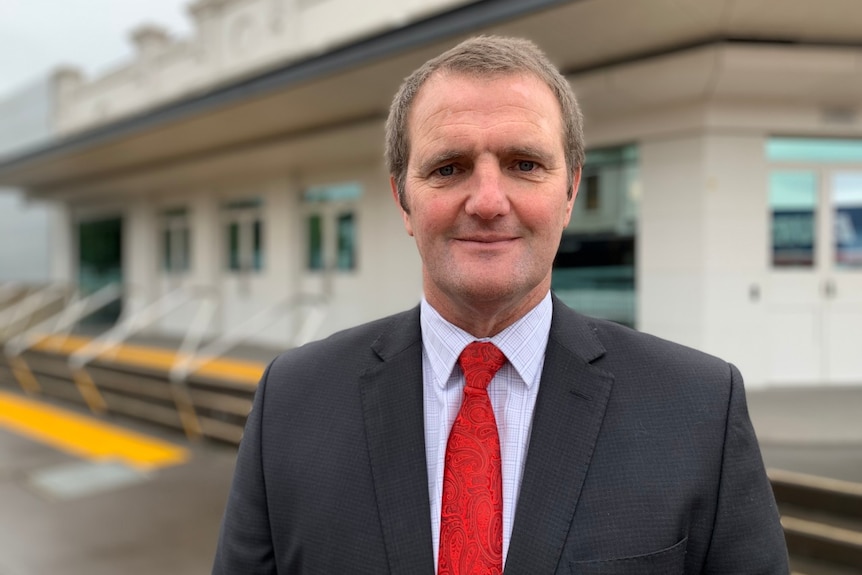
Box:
[223,198,264,272]
[767,138,862,163]
[161,208,190,273]
[553,144,639,327]
[336,212,356,270]
[833,173,862,268]
[584,174,600,211]
[303,182,361,272]
[307,214,323,270]
[766,138,862,269]
[769,171,817,267]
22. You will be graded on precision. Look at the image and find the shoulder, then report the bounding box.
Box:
[594,316,729,377]
[553,299,729,372]
[550,300,737,404]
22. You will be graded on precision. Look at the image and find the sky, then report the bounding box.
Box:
[0,0,193,99]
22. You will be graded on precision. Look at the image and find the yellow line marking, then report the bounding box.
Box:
[71,368,108,414]
[0,391,189,471]
[8,355,41,394]
[31,334,265,386]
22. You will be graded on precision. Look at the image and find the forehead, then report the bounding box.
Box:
[406,70,564,154]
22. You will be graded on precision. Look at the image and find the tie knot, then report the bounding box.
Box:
[458,341,506,390]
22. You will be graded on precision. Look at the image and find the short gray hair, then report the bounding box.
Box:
[384,35,584,210]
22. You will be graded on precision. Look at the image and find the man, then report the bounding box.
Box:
[213,36,788,574]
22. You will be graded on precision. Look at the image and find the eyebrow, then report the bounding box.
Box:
[415,150,469,175]
[501,145,555,165]
[415,145,557,175]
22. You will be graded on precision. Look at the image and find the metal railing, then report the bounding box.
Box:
[4,282,123,356]
[168,291,328,384]
[3,282,123,399]
[63,285,216,436]
[0,282,24,308]
[1,281,328,441]
[0,283,71,341]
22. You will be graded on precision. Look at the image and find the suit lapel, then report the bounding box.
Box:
[359,308,435,575]
[505,298,615,575]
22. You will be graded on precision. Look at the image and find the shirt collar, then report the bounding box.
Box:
[420,292,553,389]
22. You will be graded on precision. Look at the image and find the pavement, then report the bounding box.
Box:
[748,386,862,483]
[0,382,860,574]
[0,393,236,575]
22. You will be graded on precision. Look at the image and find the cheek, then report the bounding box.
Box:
[520,200,569,233]
[412,200,454,236]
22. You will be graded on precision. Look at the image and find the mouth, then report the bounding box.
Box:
[454,236,518,246]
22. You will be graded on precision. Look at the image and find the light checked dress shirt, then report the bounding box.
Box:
[420,292,552,571]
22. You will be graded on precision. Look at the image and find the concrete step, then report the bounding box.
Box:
[771,469,862,572]
[0,348,255,445]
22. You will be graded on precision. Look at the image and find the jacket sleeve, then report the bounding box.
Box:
[212,362,277,574]
[703,363,790,574]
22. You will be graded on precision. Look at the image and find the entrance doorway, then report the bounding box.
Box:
[78,217,123,325]
[767,168,862,384]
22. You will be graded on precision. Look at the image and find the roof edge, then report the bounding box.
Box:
[0,0,576,178]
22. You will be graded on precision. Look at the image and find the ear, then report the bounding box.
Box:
[390,176,414,237]
[563,166,582,227]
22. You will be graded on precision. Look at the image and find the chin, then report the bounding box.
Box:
[452,281,526,305]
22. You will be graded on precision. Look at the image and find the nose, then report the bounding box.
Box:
[464,160,510,219]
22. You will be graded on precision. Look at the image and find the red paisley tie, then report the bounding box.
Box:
[438,341,507,575]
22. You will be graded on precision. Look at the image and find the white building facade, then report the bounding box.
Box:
[0,78,57,283]
[0,0,860,388]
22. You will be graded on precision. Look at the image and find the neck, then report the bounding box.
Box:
[424,287,549,338]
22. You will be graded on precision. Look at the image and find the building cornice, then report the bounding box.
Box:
[0,0,575,181]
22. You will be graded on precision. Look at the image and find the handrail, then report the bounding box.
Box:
[174,297,219,367]
[0,283,70,341]
[67,286,209,370]
[168,292,328,383]
[4,283,124,357]
[61,285,217,437]
[0,282,23,308]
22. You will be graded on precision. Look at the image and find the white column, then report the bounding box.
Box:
[123,198,158,318]
[701,133,770,386]
[638,135,707,349]
[49,202,74,284]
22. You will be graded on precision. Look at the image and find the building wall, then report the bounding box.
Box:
[14,4,861,383]
[700,134,770,385]
[107,161,421,348]
[638,135,708,349]
[0,78,55,283]
[56,0,473,135]
[630,123,861,388]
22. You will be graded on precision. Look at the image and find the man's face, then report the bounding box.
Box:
[392,71,578,325]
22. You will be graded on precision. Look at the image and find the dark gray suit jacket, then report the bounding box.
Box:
[213,297,789,574]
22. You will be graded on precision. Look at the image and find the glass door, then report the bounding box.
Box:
[767,171,822,384]
[766,169,862,384]
[823,171,862,383]
[765,138,862,385]
[78,217,123,326]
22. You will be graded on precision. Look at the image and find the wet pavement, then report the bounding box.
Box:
[748,386,862,483]
[0,394,235,575]
[0,384,860,574]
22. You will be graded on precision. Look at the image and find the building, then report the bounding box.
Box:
[0,0,859,388]
[0,78,56,283]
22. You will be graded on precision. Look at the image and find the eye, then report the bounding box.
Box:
[436,165,456,177]
[516,161,536,172]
